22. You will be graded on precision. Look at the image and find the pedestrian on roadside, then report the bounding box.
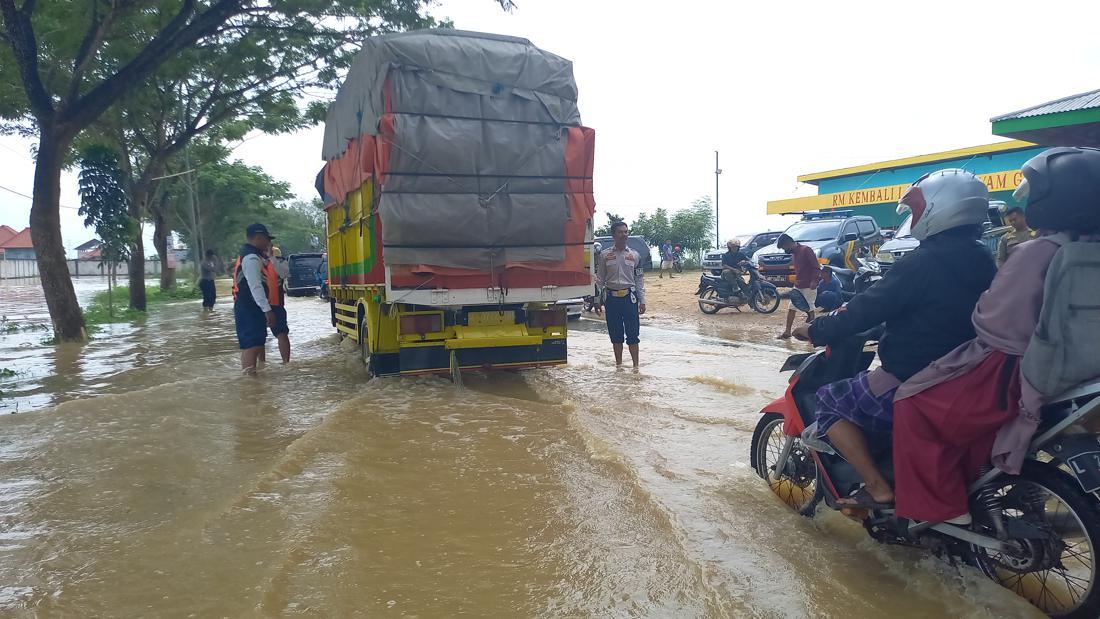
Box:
[267,246,291,363]
[776,233,821,339]
[232,223,279,375]
[199,249,218,311]
[594,221,646,367]
[996,206,1035,267]
[659,239,675,278]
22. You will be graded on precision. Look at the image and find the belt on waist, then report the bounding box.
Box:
[607,288,631,297]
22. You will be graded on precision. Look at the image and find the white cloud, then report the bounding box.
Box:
[4,0,1099,250]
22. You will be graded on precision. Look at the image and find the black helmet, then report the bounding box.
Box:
[1017,147,1100,233]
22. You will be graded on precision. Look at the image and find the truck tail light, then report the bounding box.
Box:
[400,314,443,335]
[529,309,566,328]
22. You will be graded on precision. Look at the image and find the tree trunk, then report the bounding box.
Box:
[127,185,148,310]
[30,127,86,342]
[153,210,173,290]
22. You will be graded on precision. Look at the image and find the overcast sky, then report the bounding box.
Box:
[3,0,1100,254]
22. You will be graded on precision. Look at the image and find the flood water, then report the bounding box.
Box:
[0,281,1041,617]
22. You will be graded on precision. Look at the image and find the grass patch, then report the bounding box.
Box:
[0,316,51,335]
[83,282,201,327]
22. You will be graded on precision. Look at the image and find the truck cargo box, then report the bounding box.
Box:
[319,29,595,307]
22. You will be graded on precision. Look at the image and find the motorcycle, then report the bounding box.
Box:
[750,329,1100,617]
[672,247,684,274]
[825,257,880,300]
[697,262,780,314]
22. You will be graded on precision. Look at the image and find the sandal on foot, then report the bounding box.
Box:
[835,486,894,510]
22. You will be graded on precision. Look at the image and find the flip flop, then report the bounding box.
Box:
[835,486,894,510]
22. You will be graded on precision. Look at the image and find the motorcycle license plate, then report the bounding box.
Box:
[1068,451,1100,493]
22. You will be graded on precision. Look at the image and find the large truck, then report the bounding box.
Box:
[316,30,595,379]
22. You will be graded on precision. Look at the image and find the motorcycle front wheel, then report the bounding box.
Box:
[673,261,684,273]
[968,460,1100,618]
[751,283,781,314]
[751,413,821,516]
[698,288,722,314]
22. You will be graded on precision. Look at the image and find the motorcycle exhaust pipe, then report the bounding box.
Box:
[697,297,727,308]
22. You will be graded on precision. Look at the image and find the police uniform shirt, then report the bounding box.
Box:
[596,246,646,305]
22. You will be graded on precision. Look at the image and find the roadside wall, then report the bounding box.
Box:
[0,259,191,280]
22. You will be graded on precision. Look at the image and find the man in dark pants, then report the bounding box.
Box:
[199,249,218,311]
[593,221,646,367]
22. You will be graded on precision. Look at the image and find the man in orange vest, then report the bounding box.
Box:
[233,223,279,374]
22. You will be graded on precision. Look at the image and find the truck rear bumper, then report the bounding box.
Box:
[373,339,568,377]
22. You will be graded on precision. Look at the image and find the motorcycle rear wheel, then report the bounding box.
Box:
[698,288,722,314]
[968,461,1100,618]
[751,284,781,314]
[751,413,821,516]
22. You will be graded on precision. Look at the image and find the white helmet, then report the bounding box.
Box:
[897,169,989,241]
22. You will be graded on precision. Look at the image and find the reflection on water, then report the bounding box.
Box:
[0,282,1042,617]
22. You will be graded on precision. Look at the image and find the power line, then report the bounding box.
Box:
[0,184,82,209]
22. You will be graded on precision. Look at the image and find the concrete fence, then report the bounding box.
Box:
[0,258,192,280]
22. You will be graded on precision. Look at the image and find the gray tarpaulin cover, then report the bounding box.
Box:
[322,29,584,271]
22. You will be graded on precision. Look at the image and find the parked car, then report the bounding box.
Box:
[593,235,654,271]
[285,252,325,296]
[752,212,883,287]
[873,201,1010,273]
[701,231,784,275]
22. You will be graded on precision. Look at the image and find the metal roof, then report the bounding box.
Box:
[992,89,1100,122]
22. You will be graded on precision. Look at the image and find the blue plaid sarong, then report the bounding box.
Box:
[814,370,896,440]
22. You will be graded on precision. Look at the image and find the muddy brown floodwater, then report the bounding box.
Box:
[0,277,1041,617]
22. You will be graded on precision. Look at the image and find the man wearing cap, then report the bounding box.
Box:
[233,223,278,374]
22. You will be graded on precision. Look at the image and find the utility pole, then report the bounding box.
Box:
[714,150,722,248]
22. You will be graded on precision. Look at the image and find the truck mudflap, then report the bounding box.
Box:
[387,338,568,377]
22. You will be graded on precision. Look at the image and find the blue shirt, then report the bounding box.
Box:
[817,276,842,297]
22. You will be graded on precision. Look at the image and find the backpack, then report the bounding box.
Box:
[1021,234,1100,397]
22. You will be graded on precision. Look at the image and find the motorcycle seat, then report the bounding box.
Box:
[825,265,855,278]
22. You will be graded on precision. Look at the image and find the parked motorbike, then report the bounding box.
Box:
[825,257,880,300]
[750,329,1100,617]
[697,263,780,314]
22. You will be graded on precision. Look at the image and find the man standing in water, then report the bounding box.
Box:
[199,249,218,312]
[267,246,291,363]
[594,221,646,367]
[233,223,278,374]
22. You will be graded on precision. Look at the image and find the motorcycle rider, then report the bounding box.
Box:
[720,239,751,299]
[892,147,1100,524]
[792,169,997,508]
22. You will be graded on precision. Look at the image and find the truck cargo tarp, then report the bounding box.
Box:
[320,29,593,274]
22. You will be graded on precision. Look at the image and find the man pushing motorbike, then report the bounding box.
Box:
[792,169,997,508]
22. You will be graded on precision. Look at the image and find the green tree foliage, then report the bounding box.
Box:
[77,144,137,318]
[628,207,671,246]
[165,157,327,262]
[594,212,625,237]
[669,197,716,253]
[0,0,445,340]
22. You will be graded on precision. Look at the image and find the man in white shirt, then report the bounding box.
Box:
[232,223,277,374]
[593,221,646,367]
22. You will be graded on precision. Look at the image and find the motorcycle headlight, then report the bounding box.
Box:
[875,251,894,264]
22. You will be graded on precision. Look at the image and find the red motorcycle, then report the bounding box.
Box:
[750,328,1100,618]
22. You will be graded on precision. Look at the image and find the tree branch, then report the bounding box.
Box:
[66,0,245,130]
[1,0,54,121]
[69,1,117,101]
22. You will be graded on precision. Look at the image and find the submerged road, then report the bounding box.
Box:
[0,281,1039,617]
